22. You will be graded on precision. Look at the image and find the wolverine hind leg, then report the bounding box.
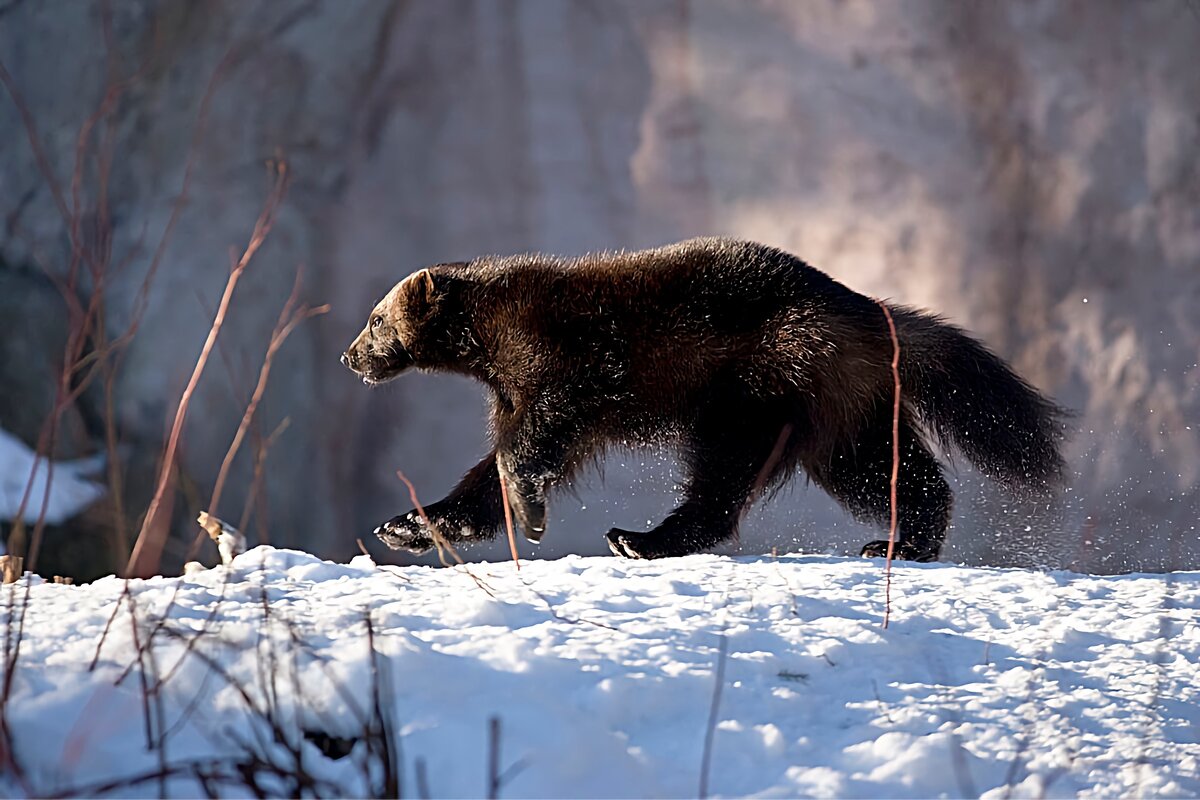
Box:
[806,411,951,562]
[608,396,792,560]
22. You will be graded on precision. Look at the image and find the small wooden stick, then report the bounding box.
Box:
[497,471,521,571]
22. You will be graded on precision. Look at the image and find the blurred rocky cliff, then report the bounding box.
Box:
[2,0,1197,576]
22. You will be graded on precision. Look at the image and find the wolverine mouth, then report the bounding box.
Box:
[347,362,399,386]
[341,346,413,385]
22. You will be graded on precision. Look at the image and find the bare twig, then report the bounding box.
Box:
[126,159,290,578]
[88,580,130,671]
[875,300,902,629]
[518,577,618,631]
[497,471,521,570]
[237,417,290,541]
[208,270,329,519]
[365,610,402,798]
[1,30,224,574]
[484,715,528,799]
[395,470,461,567]
[395,471,497,598]
[698,632,729,799]
[183,266,326,565]
[0,577,34,791]
[487,716,502,800]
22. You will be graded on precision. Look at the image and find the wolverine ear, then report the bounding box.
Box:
[416,268,435,299]
[402,268,439,307]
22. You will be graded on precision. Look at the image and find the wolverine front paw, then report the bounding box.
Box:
[375,513,435,554]
[606,528,667,560]
[860,540,939,563]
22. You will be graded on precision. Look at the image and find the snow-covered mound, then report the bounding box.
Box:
[0,428,105,524]
[3,547,1198,798]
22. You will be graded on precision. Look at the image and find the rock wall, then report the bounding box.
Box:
[1,0,1196,575]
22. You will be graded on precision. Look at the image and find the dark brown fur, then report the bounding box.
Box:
[342,238,1067,561]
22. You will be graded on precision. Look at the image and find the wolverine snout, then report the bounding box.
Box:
[341,326,414,385]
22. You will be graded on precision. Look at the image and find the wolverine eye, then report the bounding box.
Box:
[371,315,384,329]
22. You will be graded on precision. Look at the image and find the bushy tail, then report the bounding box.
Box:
[893,307,1069,496]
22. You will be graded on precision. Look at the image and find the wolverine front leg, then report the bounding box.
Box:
[376,453,503,553]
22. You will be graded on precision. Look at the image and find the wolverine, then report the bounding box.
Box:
[342,238,1067,562]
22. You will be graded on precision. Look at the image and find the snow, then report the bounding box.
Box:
[0,427,105,525]
[3,546,1198,798]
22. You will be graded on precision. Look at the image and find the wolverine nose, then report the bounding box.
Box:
[339,352,350,367]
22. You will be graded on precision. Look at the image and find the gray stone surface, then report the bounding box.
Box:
[2,0,1196,572]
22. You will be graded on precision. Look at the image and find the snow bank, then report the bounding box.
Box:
[0,428,105,525]
[2,547,1197,797]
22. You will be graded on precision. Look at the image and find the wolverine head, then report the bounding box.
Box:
[342,266,466,385]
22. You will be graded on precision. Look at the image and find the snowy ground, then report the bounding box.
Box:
[2,546,1198,798]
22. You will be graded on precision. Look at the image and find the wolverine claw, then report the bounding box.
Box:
[606,528,656,559]
[605,530,629,557]
[518,499,546,543]
[860,540,938,562]
[505,486,547,543]
[859,540,891,559]
[375,513,434,554]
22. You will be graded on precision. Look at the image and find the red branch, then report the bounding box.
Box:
[876,300,902,629]
[497,472,521,571]
[125,161,290,577]
[394,471,496,597]
[208,270,329,518]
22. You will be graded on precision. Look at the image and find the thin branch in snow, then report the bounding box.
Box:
[486,715,528,799]
[487,716,502,800]
[698,632,729,800]
[0,576,32,792]
[1,29,228,572]
[237,417,291,543]
[109,260,315,702]
[396,470,497,598]
[518,577,618,631]
[395,470,461,567]
[88,580,129,671]
[126,157,290,578]
[497,471,521,570]
[875,299,902,629]
[365,609,402,798]
[204,269,329,532]
[124,584,156,751]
